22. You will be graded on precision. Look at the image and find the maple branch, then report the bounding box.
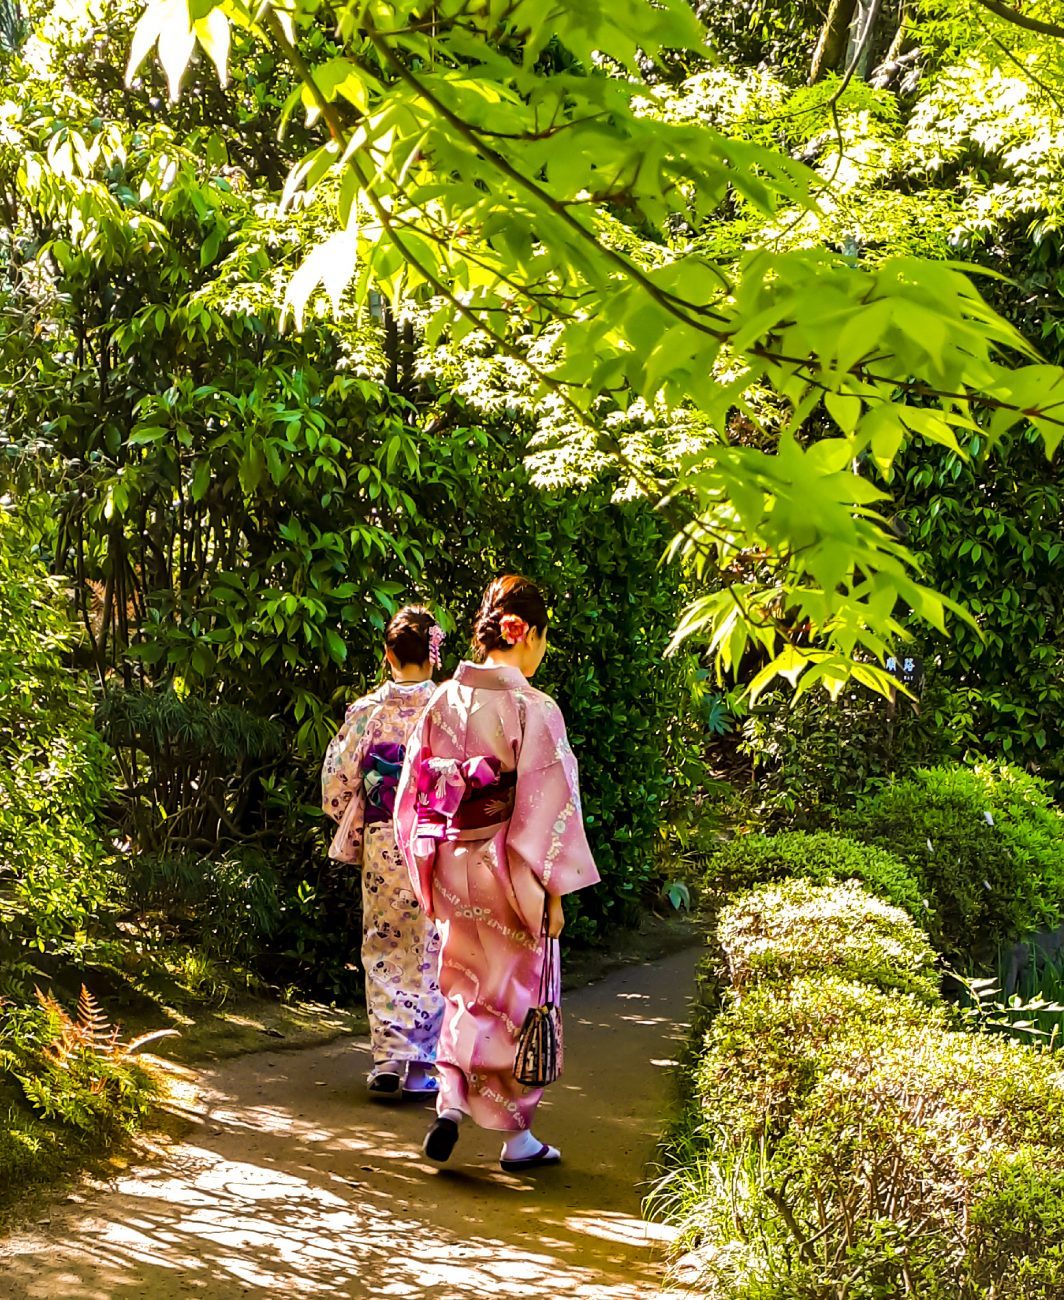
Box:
[972,0,1064,39]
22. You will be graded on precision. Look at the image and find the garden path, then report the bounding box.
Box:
[0,948,699,1299]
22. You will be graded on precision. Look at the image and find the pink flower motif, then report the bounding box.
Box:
[500,614,529,645]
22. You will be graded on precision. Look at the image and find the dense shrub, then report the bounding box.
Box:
[123,849,282,963]
[736,678,971,830]
[842,763,1064,960]
[766,1032,1064,1298]
[896,426,1064,794]
[717,879,939,1001]
[709,831,925,919]
[0,510,114,970]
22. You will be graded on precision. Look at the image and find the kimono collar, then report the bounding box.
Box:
[453,660,529,692]
[383,679,434,701]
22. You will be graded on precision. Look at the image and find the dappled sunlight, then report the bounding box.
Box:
[565,1212,680,1249]
[1,950,700,1299]
[3,1144,675,1298]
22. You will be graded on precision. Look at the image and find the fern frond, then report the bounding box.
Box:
[77,985,113,1052]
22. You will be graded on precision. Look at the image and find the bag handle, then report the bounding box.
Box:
[537,897,559,1006]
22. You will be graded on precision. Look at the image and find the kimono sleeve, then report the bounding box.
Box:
[321,696,376,824]
[505,696,600,928]
[394,706,438,918]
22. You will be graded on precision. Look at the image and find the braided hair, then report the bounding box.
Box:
[471,575,549,660]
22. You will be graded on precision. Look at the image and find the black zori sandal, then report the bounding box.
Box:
[423,1117,460,1163]
[368,1071,402,1097]
[499,1144,562,1173]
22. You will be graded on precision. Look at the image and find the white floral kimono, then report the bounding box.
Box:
[322,680,443,1069]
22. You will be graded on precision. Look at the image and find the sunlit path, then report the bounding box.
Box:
[0,949,699,1299]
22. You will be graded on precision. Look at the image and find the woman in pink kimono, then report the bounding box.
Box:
[395,576,599,1171]
[322,606,445,1098]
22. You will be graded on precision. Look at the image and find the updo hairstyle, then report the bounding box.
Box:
[385,605,436,666]
[472,575,549,660]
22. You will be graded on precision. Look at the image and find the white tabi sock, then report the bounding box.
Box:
[439,1107,465,1125]
[501,1130,549,1162]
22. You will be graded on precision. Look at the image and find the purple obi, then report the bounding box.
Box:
[415,755,517,839]
[362,742,406,826]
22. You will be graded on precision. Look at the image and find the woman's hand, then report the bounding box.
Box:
[547,893,565,939]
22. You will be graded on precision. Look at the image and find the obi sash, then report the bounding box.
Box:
[415,755,517,840]
[362,741,405,826]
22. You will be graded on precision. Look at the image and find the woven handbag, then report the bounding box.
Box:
[513,910,563,1088]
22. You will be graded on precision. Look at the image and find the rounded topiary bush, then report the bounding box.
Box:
[698,974,947,1140]
[661,993,1064,1300]
[717,879,940,1001]
[709,830,925,920]
[841,762,1064,960]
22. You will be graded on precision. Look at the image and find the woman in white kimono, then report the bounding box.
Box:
[322,606,445,1097]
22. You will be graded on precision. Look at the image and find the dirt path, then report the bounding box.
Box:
[0,948,699,1299]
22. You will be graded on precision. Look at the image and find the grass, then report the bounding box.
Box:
[994,943,1064,1044]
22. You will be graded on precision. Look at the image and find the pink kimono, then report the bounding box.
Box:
[322,680,443,1071]
[394,661,600,1131]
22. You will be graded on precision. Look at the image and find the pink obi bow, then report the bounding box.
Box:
[416,755,514,838]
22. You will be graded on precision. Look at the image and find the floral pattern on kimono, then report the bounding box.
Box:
[394,661,599,1130]
[322,679,443,1068]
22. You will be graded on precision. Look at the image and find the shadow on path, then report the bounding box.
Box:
[0,948,700,1299]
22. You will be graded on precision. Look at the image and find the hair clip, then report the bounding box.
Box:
[428,624,445,667]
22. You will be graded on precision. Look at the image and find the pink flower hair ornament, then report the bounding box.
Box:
[428,624,445,668]
[499,613,529,646]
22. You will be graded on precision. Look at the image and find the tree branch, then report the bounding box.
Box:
[972,0,1064,39]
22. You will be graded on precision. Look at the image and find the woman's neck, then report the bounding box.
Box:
[391,665,432,684]
[482,650,527,675]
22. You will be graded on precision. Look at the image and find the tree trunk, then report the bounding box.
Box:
[846,0,882,79]
[809,0,858,83]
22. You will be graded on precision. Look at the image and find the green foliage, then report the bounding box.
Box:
[11,987,163,1136]
[124,849,282,962]
[735,678,973,827]
[0,1,707,985]
[128,0,1064,699]
[0,983,164,1206]
[717,878,940,1001]
[896,418,1064,798]
[709,830,926,918]
[842,763,1064,960]
[692,0,826,84]
[696,973,945,1142]
[0,509,114,964]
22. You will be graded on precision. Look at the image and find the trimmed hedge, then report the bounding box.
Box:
[652,874,1064,1298]
[717,878,939,1001]
[697,973,945,1142]
[709,830,926,920]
